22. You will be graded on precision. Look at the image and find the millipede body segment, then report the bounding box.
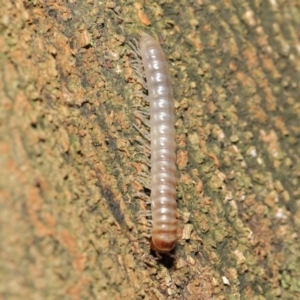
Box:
[139,32,177,253]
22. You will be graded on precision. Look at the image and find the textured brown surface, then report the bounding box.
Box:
[0,0,300,299]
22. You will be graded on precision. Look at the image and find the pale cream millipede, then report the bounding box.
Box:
[138,32,177,254]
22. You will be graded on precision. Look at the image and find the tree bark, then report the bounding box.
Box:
[1,0,300,299]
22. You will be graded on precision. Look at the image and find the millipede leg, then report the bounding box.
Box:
[133,91,149,103]
[133,124,150,142]
[136,175,151,190]
[134,111,150,128]
[132,154,150,167]
[137,210,151,217]
[135,192,151,204]
[127,39,141,58]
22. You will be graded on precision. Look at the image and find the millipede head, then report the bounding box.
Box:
[150,236,176,254]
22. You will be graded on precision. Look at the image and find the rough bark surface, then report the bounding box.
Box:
[1,0,300,299]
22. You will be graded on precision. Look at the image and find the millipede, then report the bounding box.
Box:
[133,32,178,255]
